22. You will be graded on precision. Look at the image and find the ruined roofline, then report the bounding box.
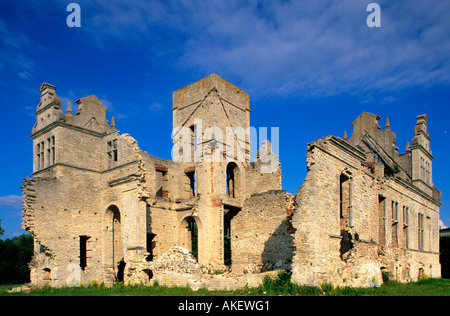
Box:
[350,111,433,153]
[249,189,287,198]
[308,132,409,177]
[308,135,367,162]
[350,111,381,128]
[360,131,410,175]
[305,135,441,206]
[75,95,107,108]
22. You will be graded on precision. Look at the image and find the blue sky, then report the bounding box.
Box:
[0,0,449,239]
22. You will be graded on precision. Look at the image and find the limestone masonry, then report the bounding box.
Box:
[22,74,442,289]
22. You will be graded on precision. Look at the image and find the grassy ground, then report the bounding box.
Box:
[1,273,449,296]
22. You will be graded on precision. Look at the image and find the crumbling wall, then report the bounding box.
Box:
[290,137,387,287]
[231,190,296,274]
[22,167,103,287]
[23,130,154,287]
[291,135,440,287]
[245,163,282,197]
[126,246,279,291]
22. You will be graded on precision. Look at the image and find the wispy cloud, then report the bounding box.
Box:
[0,19,35,82]
[177,1,450,98]
[21,0,450,99]
[0,195,22,209]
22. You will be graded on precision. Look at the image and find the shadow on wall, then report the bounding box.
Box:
[261,218,295,271]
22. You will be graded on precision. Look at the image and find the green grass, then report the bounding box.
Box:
[1,272,449,296]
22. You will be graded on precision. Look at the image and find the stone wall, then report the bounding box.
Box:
[231,190,296,274]
[125,246,279,291]
[291,136,441,287]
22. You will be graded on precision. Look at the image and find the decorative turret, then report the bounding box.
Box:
[38,83,60,110]
[32,83,63,134]
[411,114,434,194]
[30,82,118,174]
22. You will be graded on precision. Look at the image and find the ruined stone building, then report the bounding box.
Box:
[22,74,442,289]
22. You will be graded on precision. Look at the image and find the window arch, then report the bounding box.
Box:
[181,216,200,260]
[226,162,239,198]
[103,205,125,283]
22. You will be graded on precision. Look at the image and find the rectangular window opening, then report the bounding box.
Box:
[391,201,399,247]
[79,235,91,271]
[46,142,50,167]
[378,195,386,246]
[186,171,195,197]
[403,206,409,249]
[46,136,55,166]
[37,141,45,170]
[107,139,118,168]
[190,125,197,150]
[146,233,156,262]
[339,174,352,228]
[418,213,424,251]
[155,170,167,197]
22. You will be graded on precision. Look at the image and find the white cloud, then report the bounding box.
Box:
[175,0,450,97]
[440,219,448,229]
[27,0,450,98]
[18,70,32,80]
[0,195,22,209]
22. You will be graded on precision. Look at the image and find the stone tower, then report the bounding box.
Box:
[26,83,122,286]
[170,73,269,267]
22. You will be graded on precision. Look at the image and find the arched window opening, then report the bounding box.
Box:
[182,216,198,260]
[226,163,239,198]
[104,205,125,284]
